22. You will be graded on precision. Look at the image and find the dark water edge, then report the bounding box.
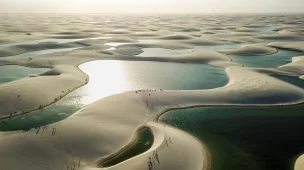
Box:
[0,61,229,132]
[273,75,304,89]
[231,49,303,68]
[100,127,154,167]
[0,65,49,84]
[0,104,81,131]
[159,106,304,170]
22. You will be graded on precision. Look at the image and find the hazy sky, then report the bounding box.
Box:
[0,0,303,13]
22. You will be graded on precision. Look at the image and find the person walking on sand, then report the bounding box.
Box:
[148,157,153,170]
[156,152,160,164]
[152,157,156,166]
[41,126,45,134]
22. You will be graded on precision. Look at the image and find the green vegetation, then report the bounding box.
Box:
[100,127,154,167]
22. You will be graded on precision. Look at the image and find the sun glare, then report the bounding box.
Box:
[78,60,128,105]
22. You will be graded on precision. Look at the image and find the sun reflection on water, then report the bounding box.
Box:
[70,60,228,106]
[78,60,128,105]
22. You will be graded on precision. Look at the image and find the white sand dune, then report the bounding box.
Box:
[0,36,45,45]
[295,155,304,170]
[0,49,107,119]
[114,37,235,54]
[251,55,304,80]
[219,44,277,56]
[0,42,88,57]
[258,31,304,41]
[0,45,301,120]
[0,66,303,170]
[132,50,239,67]
[233,36,265,43]
[95,121,208,170]
[116,42,193,51]
[0,48,237,119]
[279,56,304,79]
[268,42,304,52]
[0,65,87,119]
[280,56,304,72]
[1,14,304,170]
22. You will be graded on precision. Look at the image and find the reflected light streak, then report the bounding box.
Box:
[78,60,128,105]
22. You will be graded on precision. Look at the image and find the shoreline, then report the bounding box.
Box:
[1,56,303,123]
[94,101,304,170]
[0,56,95,121]
[156,118,212,170]
[96,126,151,168]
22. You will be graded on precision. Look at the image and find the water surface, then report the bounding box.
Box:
[0,60,228,131]
[160,106,304,170]
[8,48,78,58]
[273,75,304,89]
[138,48,192,57]
[231,49,303,68]
[0,65,49,84]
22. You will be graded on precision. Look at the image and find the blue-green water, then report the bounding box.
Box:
[265,39,304,43]
[0,65,49,84]
[0,36,110,47]
[138,48,193,57]
[138,44,240,58]
[8,48,78,58]
[194,44,240,51]
[258,26,276,34]
[0,60,228,131]
[0,39,82,47]
[160,106,304,170]
[273,75,304,89]
[231,49,303,68]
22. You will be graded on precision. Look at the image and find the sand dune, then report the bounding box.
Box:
[0,42,88,57]
[233,36,264,43]
[1,14,304,170]
[258,31,304,41]
[0,49,108,119]
[0,66,303,170]
[268,42,304,52]
[250,55,304,80]
[220,44,277,56]
[0,65,87,119]
[96,121,208,170]
[295,155,304,170]
[0,44,301,120]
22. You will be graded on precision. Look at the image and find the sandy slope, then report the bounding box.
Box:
[1,14,304,170]
[295,155,304,170]
[0,49,107,119]
[253,55,304,79]
[219,44,278,56]
[0,65,87,119]
[0,47,240,119]
[95,121,208,170]
[0,66,303,170]
[268,42,304,52]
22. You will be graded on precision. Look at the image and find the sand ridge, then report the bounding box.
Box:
[1,14,304,170]
[0,66,304,170]
[268,42,304,52]
[219,44,278,56]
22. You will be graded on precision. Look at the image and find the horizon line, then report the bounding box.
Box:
[0,12,304,15]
